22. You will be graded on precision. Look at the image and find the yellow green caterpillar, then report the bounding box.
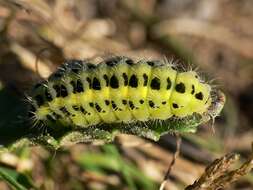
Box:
[0,56,225,150]
[29,56,213,129]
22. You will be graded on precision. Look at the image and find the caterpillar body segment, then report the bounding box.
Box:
[147,63,177,119]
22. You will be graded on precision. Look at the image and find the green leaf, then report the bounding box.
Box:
[0,166,37,190]
[77,145,157,190]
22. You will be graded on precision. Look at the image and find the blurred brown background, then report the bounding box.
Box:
[0,0,252,189]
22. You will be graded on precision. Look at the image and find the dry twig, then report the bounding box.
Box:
[185,143,253,190]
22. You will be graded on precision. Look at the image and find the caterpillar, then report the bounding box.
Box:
[28,56,217,131]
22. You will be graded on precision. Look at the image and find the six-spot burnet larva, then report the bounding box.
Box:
[28,56,221,132]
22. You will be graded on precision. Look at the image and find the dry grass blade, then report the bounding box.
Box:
[185,143,253,190]
[160,134,181,190]
[152,18,253,59]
